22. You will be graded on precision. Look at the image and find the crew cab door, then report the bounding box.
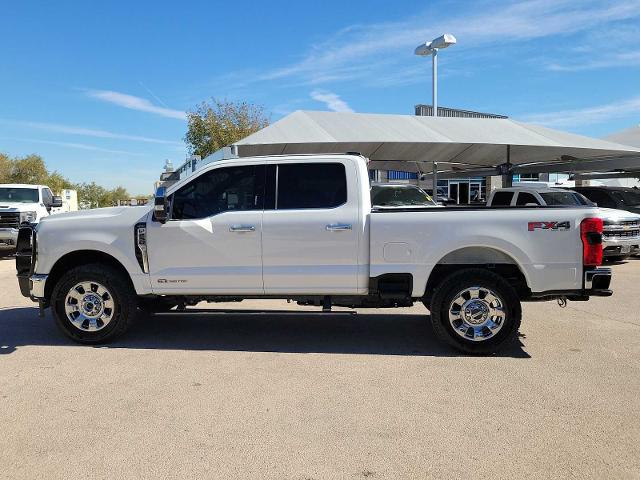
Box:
[146,163,265,294]
[262,159,361,295]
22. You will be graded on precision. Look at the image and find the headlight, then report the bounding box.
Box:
[20,211,37,224]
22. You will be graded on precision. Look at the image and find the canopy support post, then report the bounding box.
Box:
[414,162,423,187]
[502,145,513,188]
[432,161,438,199]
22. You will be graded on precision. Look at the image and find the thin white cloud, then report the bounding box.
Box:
[546,50,640,72]
[0,119,182,146]
[255,0,640,87]
[310,90,353,112]
[86,89,187,120]
[522,96,640,127]
[6,137,145,156]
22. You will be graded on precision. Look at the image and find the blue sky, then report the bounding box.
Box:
[1,0,639,194]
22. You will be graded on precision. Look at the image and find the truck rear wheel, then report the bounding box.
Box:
[51,264,137,344]
[427,268,522,354]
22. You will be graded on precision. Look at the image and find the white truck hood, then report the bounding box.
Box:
[0,202,41,212]
[597,208,640,221]
[38,205,151,227]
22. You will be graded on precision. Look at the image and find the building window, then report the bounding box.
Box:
[387,170,418,180]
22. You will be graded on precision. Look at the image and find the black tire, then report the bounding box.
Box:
[426,268,522,355]
[137,297,178,314]
[51,264,137,344]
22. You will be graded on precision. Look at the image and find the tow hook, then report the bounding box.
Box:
[557,296,568,308]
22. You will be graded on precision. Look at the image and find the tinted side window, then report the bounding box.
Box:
[516,192,539,206]
[578,190,616,209]
[491,191,514,206]
[42,188,53,205]
[171,165,263,220]
[276,163,347,209]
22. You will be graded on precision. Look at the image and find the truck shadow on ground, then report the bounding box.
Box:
[0,307,530,358]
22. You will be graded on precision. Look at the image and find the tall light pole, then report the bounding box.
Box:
[415,33,456,201]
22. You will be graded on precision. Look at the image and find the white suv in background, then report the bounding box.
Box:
[488,186,640,261]
[0,184,62,250]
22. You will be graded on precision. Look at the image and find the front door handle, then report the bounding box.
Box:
[326,223,352,231]
[229,225,256,232]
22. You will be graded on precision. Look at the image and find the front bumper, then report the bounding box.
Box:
[17,273,48,299]
[602,236,640,257]
[15,225,42,301]
[0,228,19,247]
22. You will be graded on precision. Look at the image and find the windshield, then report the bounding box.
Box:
[611,189,640,207]
[0,187,39,203]
[371,185,436,206]
[540,191,588,206]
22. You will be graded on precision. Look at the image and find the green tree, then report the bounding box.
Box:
[184,99,270,158]
[0,153,12,183]
[76,182,108,209]
[0,152,132,209]
[10,154,49,184]
[46,171,75,194]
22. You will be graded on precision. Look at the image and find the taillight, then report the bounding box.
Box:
[581,217,603,266]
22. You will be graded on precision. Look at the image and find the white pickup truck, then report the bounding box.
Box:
[16,154,613,354]
[487,186,640,261]
[0,184,62,250]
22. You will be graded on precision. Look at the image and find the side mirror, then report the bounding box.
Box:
[51,196,63,208]
[153,186,168,223]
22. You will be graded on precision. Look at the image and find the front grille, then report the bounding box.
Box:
[604,219,640,227]
[0,212,20,229]
[603,229,640,238]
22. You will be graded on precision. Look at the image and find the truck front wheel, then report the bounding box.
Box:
[427,268,522,354]
[51,264,137,344]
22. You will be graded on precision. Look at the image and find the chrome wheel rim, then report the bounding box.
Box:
[64,281,115,332]
[448,286,506,342]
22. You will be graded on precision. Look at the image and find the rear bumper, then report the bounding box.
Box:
[529,267,613,300]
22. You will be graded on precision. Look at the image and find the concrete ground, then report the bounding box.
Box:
[0,254,638,480]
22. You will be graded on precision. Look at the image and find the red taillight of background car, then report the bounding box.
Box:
[581,217,603,266]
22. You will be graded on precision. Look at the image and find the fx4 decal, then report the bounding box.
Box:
[528,221,571,231]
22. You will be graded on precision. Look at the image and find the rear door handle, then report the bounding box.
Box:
[229,225,256,232]
[326,223,352,231]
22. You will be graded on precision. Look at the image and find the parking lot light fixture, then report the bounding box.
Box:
[415,34,456,195]
[414,33,457,117]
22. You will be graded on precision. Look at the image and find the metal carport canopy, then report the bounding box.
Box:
[233,110,640,174]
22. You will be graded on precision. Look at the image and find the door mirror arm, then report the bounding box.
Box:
[153,186,169,223]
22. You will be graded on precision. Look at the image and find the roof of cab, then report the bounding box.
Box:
[0,184,45,189]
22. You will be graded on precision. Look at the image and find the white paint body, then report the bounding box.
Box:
[33,155,608,298]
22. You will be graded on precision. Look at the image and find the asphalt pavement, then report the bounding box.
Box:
[0,253,638,479]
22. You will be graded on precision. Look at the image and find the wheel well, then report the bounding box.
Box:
[44,250,134,301]
[424,263,530,303]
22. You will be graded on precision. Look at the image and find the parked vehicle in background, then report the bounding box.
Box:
[17,154,613,354]
[0,184,62,250]
[488,186,640,261]
[370,183,438,208]
[570,186,640,215]
[425,187,449,204]
[487,186,593,207]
